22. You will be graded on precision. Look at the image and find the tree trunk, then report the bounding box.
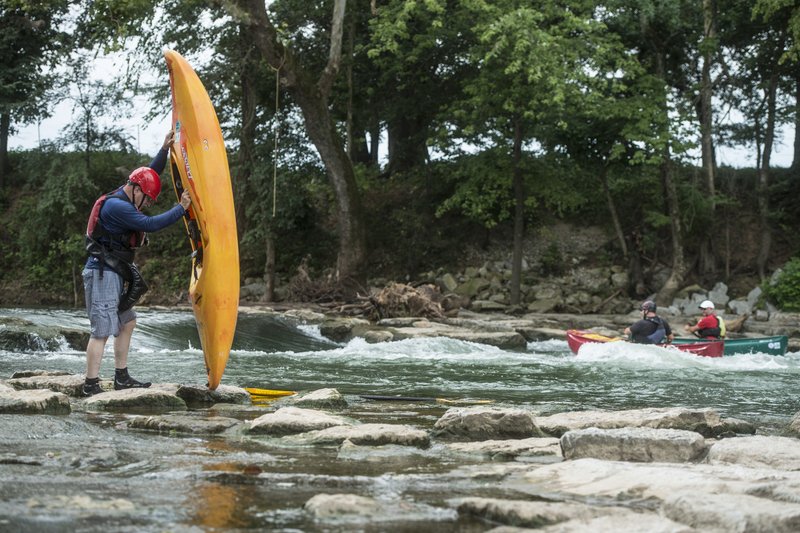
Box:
[387,112,429,175]
[0,111,9,189]
[698,0,717,276]
[793,72,800,170]
[756,70,779,279]
[232,0,367,298]
[509,119,524,306]
[263,230,276,302]
[600,164,627,259]
[654,53,688,305]
[235,29,258,239]
[368,113,380,166]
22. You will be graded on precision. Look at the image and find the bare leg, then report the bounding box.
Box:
[86,337,108,379]
[113,318,136,370]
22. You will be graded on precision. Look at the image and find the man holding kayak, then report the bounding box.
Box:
[81,131,191,397]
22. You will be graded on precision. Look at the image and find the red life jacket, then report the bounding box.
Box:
[85,187,149,311]
[85,188,145,261]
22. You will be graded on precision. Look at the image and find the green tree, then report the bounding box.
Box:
[0,0,70,187]
[229,0,368,298]
[439,1,624,305]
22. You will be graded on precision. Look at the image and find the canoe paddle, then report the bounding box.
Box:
[245,387,296,398]
[359,394,494,406]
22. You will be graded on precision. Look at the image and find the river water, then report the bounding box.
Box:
[1,307,799,531]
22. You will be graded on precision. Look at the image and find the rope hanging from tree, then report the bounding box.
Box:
[270,58,284,218]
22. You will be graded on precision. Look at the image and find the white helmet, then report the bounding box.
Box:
[699,300,715,309]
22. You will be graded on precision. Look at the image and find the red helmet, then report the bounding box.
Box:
[128,167,161,201]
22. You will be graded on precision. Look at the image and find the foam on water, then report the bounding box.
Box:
[572,341,800,372]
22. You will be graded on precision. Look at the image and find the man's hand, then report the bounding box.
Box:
[162,130,175,151]
[180,189,191,211]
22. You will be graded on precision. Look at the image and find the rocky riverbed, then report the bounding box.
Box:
[1,371,800,531]
[3,303,800,531]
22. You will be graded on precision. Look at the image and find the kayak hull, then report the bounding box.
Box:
[566,329,724,358]
[673,335,788,356]
[165,50,239,390]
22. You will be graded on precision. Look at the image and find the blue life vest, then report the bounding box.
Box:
[644,317,667,344]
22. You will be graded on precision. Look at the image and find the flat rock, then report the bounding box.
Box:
[456,497,635,529]
[446,438,562,461]
[560,427,707,463]
[82,386,186,413]
[535,407,745,438]
[663,491,800,532]
[539,513,695,532]
[289,423,430,448]
[0,389,71,414]
[7,374,89,398]
[248,407,353,436]
[706,435,800,471]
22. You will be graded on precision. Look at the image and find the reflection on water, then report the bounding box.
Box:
[194,483,241,529]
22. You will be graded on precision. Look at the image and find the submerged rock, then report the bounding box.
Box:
[127,414,241,434]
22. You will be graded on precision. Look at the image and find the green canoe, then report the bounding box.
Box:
[673,335,788,356]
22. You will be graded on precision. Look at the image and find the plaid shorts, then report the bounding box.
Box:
[82,268,136,338]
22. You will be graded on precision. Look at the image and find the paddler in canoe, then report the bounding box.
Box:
[683,300,726,340]
[623,300,675,344]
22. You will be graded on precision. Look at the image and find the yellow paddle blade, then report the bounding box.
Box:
[245,387,296,398]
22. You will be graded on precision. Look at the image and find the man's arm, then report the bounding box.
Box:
[146,131,175,174]
[103,199,186,234]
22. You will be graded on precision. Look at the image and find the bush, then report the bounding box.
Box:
[764,258,800,312]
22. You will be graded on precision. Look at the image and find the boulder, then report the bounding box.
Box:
[560,427,707,463]
[304,493,383,518]
[434,407,544,440]
[290,388,348,409]
[176,384,250,405]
